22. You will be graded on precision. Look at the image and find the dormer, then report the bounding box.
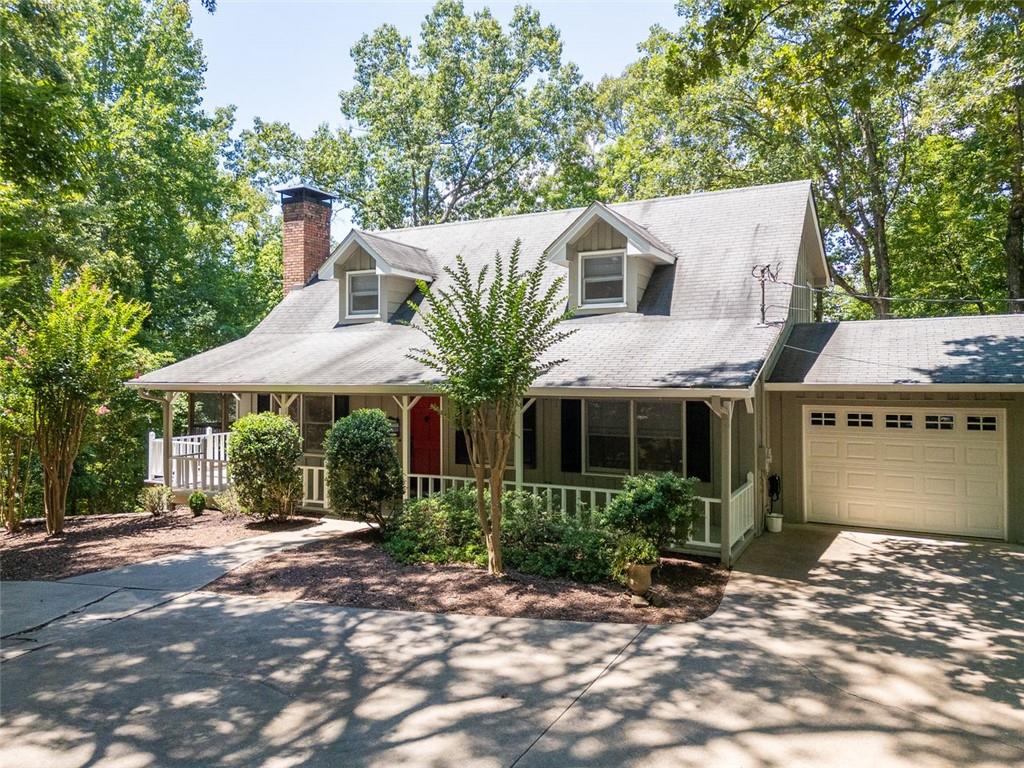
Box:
[318,229,435,324]
[544,202,675,314]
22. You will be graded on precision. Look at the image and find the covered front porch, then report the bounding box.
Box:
[143,388,762,564]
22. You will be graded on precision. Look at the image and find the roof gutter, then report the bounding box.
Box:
[125,380,756,400]
[764,382,1024,393]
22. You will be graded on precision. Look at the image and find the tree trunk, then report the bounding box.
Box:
[1006,176,1024,313]
[487,466,504,575]
[43,460,70,535]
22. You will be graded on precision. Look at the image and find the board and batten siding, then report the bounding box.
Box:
[333,245,417,323]
[767,390,1024,543]
[565,220,655,315]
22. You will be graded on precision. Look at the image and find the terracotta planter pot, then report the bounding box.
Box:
[626,563,655,595]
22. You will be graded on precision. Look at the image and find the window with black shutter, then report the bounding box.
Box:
[333,395,350,421]
[560,399,582,473]
[685,401,712,482]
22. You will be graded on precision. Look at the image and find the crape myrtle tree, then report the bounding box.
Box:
[19,264,147,534]
[409,241,574,575]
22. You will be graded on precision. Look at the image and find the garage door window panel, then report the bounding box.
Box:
[885,414,913,429]
[925,414,955,431]
[810,411,836,427]
[847,412,874,428]
[966,415,997,432]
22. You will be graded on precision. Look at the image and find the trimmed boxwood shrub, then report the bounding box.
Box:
[227,412,302,520]
[603,472,700,548]
[324,409,404,533]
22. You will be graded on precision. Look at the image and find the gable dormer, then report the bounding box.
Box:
[545,202,675,315]
[318,229,435,324]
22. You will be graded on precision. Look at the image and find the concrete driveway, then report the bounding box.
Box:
[1,525,1022,767]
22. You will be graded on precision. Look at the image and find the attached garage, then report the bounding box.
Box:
[801,405,1005,539]
[765,317,1024,545]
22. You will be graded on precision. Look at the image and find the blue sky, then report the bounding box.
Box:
[190,0,681,137]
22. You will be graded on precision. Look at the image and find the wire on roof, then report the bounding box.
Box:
[763,276,1024,306]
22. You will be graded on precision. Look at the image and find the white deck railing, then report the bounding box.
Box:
[147,428,230,493]
[729,471,756,547]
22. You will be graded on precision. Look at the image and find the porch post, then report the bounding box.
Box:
[162,392,179,495]
[393,395,422,500]
[712,397,734,567]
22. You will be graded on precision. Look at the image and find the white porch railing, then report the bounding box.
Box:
[301,464,329,511]
[729,471,756,547]
[147,428,230,493]
[406,473,725,551]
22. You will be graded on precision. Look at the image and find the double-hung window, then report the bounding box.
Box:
[347,270,379,317]
[635,402,683,473]
[586,400,631,472]
[580,251,625,306]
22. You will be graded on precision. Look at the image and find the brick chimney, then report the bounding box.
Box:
[279,183,334,294]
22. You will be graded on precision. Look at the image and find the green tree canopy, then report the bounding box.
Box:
[305,0,592,228]
[409,241,574,574]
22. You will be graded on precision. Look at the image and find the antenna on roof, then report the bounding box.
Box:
[752,264,780,326]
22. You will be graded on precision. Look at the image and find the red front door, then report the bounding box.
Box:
[410,396,441,475]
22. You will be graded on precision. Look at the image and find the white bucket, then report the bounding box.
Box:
[766,514,783,533]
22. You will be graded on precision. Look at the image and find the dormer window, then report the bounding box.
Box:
[347,270,379,317]
[580,250,625,306]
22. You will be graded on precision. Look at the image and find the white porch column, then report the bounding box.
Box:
[393,395,422,499]
[160,392,180,510]
[711,397,734,567]
[514,398,536,490]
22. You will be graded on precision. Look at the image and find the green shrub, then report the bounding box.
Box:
[324,409,403,533]
[384,486,486,565]
[212,487,243,518]
[611,533,660,582]
[188,491,206,517]
[227,412,302,520]
[502,491,615,583]
[604,472,699,548]
[385,488,616,583]
[137,485,172,517]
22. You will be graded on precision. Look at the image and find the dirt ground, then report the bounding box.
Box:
[1,509,318,581]
[210,529,729,625]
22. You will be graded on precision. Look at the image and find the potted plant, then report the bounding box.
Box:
[613,533,660,596]
[188,491,206,518]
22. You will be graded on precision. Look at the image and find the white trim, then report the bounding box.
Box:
[578,249,626,307]
[318,229,433,282]
[127,381,757,399]
[806,189,831,286]
[346,269,380,319]
[766,382,1024,393]
[544,201,675,266]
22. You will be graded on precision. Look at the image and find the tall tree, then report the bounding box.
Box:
[19,265,147,534]
[307,0,591,229]
[664,0,938,318]
[928,4,1024,312]
[410,243,573,575]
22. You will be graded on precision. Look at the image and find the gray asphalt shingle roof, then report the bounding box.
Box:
[769,316,1024,386]
[134,180,817,392]
[355,230,436,277]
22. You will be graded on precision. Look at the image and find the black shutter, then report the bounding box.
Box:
[333,395,350,421]
[454,430,469,465]
[523,399,537,469]
[685,401,712,482]
[560,399,582,473]
[256,394,271,414]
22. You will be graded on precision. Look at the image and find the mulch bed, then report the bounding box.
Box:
[209,529,729,625]
[0,509,319,581]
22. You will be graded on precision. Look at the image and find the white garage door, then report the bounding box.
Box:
[803,406,1006,539]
